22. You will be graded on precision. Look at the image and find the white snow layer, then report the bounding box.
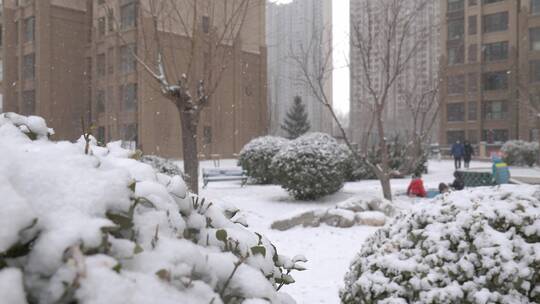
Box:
[0,113,303,304]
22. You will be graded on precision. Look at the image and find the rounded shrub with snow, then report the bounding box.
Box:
[0,113,304,304]
[501,140,539,167]
[340,186,540,304]
[238,136,289,184]
[271,132,349,200]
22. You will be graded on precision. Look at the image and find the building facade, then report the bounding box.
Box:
[349,0,441,147]
[2,0,268,159]
[266,0,332,136]
[440,0,540,146]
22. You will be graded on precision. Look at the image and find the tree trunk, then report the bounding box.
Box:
[376,107,393,201]
[180,110,200,194]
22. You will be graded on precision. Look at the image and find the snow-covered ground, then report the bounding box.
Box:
[198,159,502,304]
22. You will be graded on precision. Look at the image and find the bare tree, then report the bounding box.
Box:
[109,0,257,193]
[400,76,440,174]
[347,0,432,200]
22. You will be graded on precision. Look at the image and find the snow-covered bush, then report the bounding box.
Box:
[501,140,539,167]
[0,113,304,304]
[340,186,540,304]
[140,154,185,178]
[238,136,289,184]
[271,133,349,200]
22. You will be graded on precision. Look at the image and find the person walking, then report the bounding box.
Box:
[451,140,465,169]
[463,141,474,169]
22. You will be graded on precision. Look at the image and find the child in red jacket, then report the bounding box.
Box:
[407,173,427,198]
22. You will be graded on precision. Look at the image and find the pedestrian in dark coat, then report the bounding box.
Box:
[451,140,465,169]
[463,141,474,169]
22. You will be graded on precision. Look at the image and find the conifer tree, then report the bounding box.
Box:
[281,96,311,139]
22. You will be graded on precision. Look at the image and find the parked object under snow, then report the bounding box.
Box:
[340,186,540,304]
[0,113,303,304]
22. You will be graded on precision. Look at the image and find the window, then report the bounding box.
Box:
[23,53,35,80]
[533,0,540,15]
[468,102,477,121]
[122,123,138,149]
[14,21,19,45]
[119,44,136,74]
[482,129,509,143]
[468,15,477,35]
[468,44,477,62]
[202,16,210,34]
[120,83,137,111]
[448,74,465,95]
[448,19,464,40]
[447,103,465,122]
[483,12,508,33]
[483,100,508,120]
[0,60,3,81]
[483,41,508,61]
[97,90,105,113]
[108,10,115,32]
[24,17,35,42]
[468,73,478,93]
[98,17,106,37]
[120,2,137,30]
[22,90,35,115]
[530,60,540,83]
[530,27,540,51]
[447,130,465,145]
[97,126,105,144]
[483,0,504,4]
[107,47,114,74]
[203,126,212,144]
[467,130,478,144]
[97,53,106,77]
[483,71,508,90]
[98,0,105,4]
[531,129,540,141]
[448,45,464,65]
[469,0,477,6]
[448,0,464,12]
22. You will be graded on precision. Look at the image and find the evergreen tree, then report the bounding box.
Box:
[281,96,311,139]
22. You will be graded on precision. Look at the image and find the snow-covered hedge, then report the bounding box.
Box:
[340,186,540,304]
[238,136,289,184]
[271,133,349,200]
[0,113,304,304]
[501,140,539,167]
[140,154,185,178]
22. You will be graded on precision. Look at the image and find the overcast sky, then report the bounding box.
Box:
[270,0,350,114]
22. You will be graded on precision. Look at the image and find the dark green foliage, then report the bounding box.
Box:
[281,96,311,139]
[271,133,349,200]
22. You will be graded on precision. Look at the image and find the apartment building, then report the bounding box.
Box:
[2,0,268,159]
[349,0,441,146]
[440,0,540,145]
[266,0,333,136]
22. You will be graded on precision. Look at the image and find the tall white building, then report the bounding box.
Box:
[266,0,332,136]
[349,0,440,146]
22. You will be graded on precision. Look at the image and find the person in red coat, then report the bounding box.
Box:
[407,173,427,198]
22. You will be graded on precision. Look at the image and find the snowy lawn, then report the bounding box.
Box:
[197,159,495,304]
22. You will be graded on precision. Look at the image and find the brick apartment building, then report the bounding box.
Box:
[2,0,268,159]
[440,0,540,146]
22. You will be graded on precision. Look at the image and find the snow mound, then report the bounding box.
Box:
[271,196,393,230]
[0,113,303,304]
[340,185,540,304]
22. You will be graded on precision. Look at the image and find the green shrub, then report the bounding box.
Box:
[238,136,289,184]
[501,140,539,167]
[271,133,348,200]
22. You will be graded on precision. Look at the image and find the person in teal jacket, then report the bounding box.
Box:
[492,155,510,185]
